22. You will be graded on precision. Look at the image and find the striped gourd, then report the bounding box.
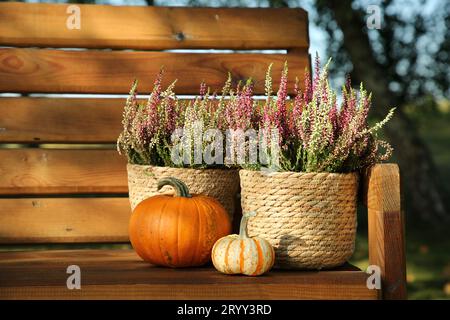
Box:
[211,211,275,276]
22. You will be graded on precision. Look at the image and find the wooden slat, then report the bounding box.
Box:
[0,3,308,50]
[0,249,378,300]
[0,149,127,195]
[0,48,309,94]
[0,97,255,144]
[0,198,130,244]
[365,164,407,300]
[0,97,123,143]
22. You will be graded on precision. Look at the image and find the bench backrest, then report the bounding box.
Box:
[0,3,309,244]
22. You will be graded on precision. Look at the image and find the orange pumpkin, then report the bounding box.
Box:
[129,177,231,267]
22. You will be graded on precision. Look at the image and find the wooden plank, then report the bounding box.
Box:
[0,250,358,270]
[0,249,378,300]
[0,97,123,143]
[0,3,308,50]
[0,48,309,94]
[365,164,407,300]
[0,198,131,244]
[0,149,128,195]
[0,96,257,143]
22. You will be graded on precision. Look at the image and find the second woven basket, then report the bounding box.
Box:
[239,169,359,269]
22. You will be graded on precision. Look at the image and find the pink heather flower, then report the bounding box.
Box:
[312,53,321,91]
[224,99,234,129]
[291,79,303,139]
[146,102,159,137]
[321,79,328,106]
[136,119,148,145]
[251,103,262,129]
[173,100,184,129]
[239,82,254,128]
[147,69,163,108]
[225,98,238,130]
[339,86,357,135]
[293,77,303,112]
[348,91,357,114]
[125,80,138,130]
[225,81,254,131]
[328,102,338,144]
[356,134,370,158]
[303,69,313,104]
[276,64,288,109]
[345,73,352,92]
[145,70,165,134]
[165,97,177,134]
[130,83,138,109]
[275,63,289,139]
[357,93,371,132]
[339,108,351,136]
[207,94,219,120]
[262,104,271,125]
[199,81,207,98]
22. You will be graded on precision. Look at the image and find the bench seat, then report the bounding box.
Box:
[0,249,378,300]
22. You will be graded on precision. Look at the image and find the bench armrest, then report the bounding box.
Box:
[363,164,407,299]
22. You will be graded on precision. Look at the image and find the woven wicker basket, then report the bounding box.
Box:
[127,164,240,220]
[239,169,359,270]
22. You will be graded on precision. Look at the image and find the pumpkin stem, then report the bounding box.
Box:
[157,177,192,198]
[239,211,257,238]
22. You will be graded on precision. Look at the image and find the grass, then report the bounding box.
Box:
[351,228,450,300]
[406,103,450,299]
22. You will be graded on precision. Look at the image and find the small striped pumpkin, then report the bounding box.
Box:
[211,211,275,276]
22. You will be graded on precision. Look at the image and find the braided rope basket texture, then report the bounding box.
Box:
[127,164,240,220]
[239,169,359,269]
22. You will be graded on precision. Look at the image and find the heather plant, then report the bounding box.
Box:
[118,58,394,173]
[117,69,187,166]
[117,70,236,168]
[239,56,395,173]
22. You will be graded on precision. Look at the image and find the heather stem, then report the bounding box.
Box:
[239,211,257,238]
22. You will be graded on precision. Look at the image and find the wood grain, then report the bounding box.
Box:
[365,164,407,300]
[0,249,378,300]
[0,97,124,143]
[0,198,131,244]
[0,3,308,50]
[0,149,128,194]
[0,97,258,143]
[0,48,309,94]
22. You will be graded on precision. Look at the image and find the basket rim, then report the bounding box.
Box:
[127,163,238,172]
[239,168,358,178]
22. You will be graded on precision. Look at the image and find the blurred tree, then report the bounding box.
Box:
[182,0,450,227]
[312,0,450,227]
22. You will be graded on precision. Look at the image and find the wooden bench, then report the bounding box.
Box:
[0,3,406,300]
